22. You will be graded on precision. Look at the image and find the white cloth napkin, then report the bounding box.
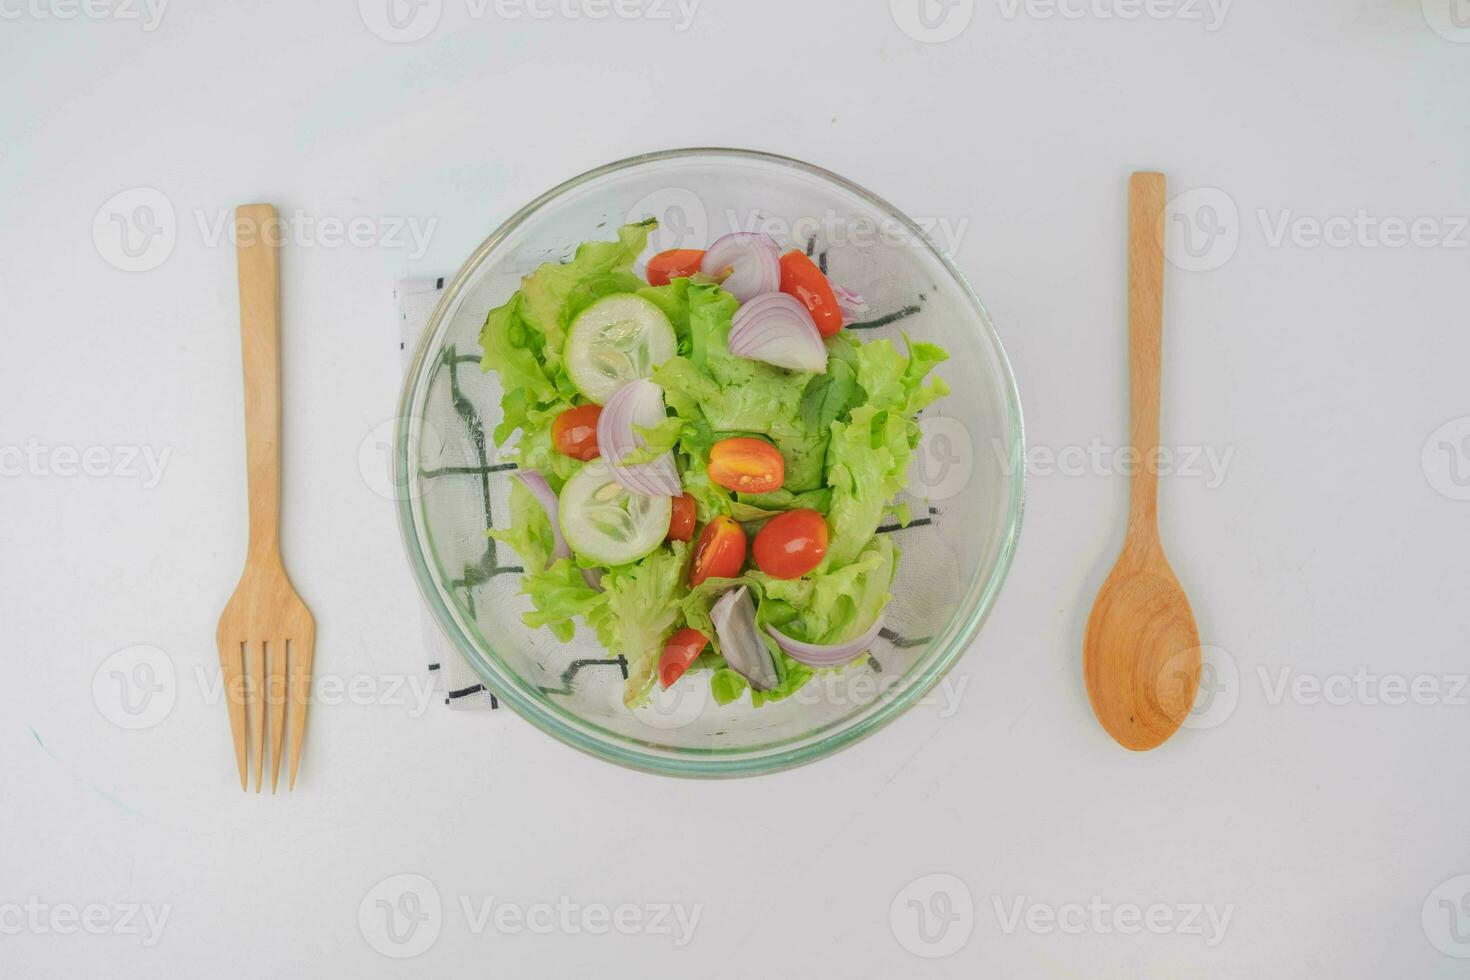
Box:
[397,277,500,710]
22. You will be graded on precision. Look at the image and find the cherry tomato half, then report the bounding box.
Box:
[753,508,829,580]
[707,438,784,494]
[779,250,842,339]
[551,404,601,460]
[646,248,706,287]
[667,493,696,542]
[658,627,709,689]
[690,515,746,587]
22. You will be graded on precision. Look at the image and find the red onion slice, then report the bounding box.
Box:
[596,379,681,497]
[711,586,778,691]
[700,232,780,303]
[512,470,571,563]
[580,567,604,591]
[831,283,870,324]
[727,293,828,373]
[765,616,885,668]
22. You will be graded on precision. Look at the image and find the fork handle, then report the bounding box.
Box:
[235,204,283,560]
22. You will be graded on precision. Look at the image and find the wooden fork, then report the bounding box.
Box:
[217,204,316,792]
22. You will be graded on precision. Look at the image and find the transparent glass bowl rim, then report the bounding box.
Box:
[394,147,1027,778]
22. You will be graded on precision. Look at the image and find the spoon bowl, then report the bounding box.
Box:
[1085,545,1199,750]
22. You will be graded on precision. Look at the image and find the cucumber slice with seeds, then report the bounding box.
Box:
[558,458,672,566]
[565,294,677,404]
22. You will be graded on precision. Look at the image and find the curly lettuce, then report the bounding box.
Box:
[478,221,951,713]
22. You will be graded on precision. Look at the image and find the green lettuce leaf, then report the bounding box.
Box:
[823,407,919,567]
[479,220,654,446]
[751,536,897,645]
[805,334,949,566]
[854,336,950,415]
[600,542,691,707]
[520,558,609,643]
[517,220,654,376]
[487,477,557,575]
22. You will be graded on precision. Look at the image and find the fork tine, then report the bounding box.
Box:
[220,639,248,791]
[287,636,313,790]
[245,641,265,793]
[267,639,287,793]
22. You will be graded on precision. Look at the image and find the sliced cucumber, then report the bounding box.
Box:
[565,293,677,404]
[558,459,672,566]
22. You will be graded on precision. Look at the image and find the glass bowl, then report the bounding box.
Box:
[395,148,1024,777]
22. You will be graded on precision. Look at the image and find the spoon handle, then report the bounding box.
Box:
[1127,172,1166,538]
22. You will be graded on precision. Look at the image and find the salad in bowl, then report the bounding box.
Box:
[481,219,950,712]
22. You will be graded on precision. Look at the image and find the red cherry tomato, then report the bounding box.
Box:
[707,438,784,494]
[551,404,601,460]
[658,627,709,688]
[690,515,746,587]
[646,249,706,287]
[779,250,842,338]
[753,509,829,579]
[667,493,696,542]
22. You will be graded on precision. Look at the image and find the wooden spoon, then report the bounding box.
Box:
[1083,172,1201,751]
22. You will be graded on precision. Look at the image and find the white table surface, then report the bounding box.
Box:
[3,1,1469,976]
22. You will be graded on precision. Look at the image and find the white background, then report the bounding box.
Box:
[2,0,1469,976]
